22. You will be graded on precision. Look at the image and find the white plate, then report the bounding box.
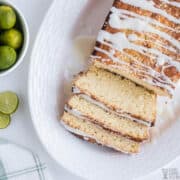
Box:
[28,0,180,179]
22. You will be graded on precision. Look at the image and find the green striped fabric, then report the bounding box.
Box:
[0,160,8,180]
[0,139,49,180]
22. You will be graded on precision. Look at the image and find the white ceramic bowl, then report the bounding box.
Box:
[0,0,29,76]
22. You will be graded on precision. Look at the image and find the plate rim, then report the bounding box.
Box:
[27,1,85,179]
[27,1,180,179]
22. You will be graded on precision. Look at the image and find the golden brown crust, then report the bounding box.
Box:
[93,59,173,98]
[113,0,180,32]
[91,0,180,97]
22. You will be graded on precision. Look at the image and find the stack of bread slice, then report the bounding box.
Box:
[61,0,180,154]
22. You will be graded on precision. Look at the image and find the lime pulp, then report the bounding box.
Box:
[0,91,19,114]
[0,112,11,129]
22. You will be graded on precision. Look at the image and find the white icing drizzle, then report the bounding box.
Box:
[97,30,179,69]
[72,86,81,94]
[60,120,92,141]
[93,46,174,95]
[161,0,180,8]
[64,104,83,120]
[120,0,180,24]
[111,7,178,33]
[110,7,180,49]
[72,86,151,126]
[93,1,180,94]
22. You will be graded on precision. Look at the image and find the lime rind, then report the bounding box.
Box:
[0,46,17,70]
[0,91,19,114]
[0,29,23,49]
[0,5,16,30]
[0,112,11,129]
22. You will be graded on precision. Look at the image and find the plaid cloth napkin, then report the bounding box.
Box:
[0,139,51,180]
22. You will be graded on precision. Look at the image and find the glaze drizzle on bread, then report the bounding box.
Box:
[92,0,180,97]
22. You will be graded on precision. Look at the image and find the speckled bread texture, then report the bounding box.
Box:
[67,95,149,141]
[91,0,180,97]
[61,112,140,154]
[73,66,157,125]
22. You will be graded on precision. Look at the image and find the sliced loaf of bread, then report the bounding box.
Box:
[61,112,140,154]
[91,0,180,97]
[66,95,149,141]
[73,66,157,126]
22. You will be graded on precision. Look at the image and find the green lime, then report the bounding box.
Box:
[0,29,23,49]
[0,112,10,129]
[0,5,16,29]
[0,91,19,114]
[0,46,17,70]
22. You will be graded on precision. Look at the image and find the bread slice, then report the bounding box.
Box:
[91,0,180,97]
[66,95,149,141]
[61,112,140,154]
[73,66,157,126]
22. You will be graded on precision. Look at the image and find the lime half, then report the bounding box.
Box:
[0,112,11,129]
[0,91,19,114]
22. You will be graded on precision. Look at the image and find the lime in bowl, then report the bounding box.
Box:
[0,0,29,76]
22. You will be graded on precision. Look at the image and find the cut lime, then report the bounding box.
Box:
[0,112,10,129]
[0,91,19,114]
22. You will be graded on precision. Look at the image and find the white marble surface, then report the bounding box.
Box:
[0,0,80,179]
[0,0,179,180]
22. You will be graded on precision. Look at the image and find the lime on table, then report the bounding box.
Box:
[0,91,19,114]
[0,5,16,29]
[0,46,17,70]
[0,112,10,129]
